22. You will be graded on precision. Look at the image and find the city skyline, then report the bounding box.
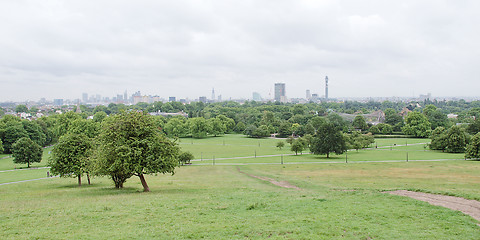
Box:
[1,1,480,101]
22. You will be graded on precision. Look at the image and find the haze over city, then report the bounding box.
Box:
[1,0,480,102]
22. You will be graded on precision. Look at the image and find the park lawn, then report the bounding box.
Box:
[0,163,479,239]
[194,146,465,165]
[179,134,291,159]
[374,138,430,147]
[0,147,53,171]
[0,168,51,184]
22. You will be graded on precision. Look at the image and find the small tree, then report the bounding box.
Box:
[49,133,93,186]
[310,122,347,158]
[465,133,480,160]
[12,137,43,168]
[276,141,285,150]
[179,151,195,165]
[290,140,304,155]
[0,139,4,153]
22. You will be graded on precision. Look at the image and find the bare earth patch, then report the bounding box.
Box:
[386,190,480,222]
[237,167,300,190]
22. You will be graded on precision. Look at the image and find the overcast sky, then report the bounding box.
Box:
[1,0,479,102]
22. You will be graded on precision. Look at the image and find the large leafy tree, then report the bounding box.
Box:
[49,134,93,186]
[429,127,448,151]
[1,123,28,153]
[444,125,468,153]
[208,117,226,137]
[12,137,43,168]
[187,117,211,138]
[164,117,188,137]
[352,115,368,131]
[465,132,480,160]
[96,111,180,192]
[402,112,431,137]
[310,122,347,158]
[22,120,47,147]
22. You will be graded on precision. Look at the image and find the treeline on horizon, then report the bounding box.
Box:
[1,99,480,151]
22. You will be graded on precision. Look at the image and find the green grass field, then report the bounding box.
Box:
[0,135,478,239]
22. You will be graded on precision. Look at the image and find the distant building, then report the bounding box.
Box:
[53,99,64,106]
[82,93,88,103]
[211,88,215,101]
[218,95,222,101]
[325,76,329,100]
[306,90,311,100]
[199,96,207,103]
[252,92,262,101]
[274,83,286,102]
[169,97,176,102]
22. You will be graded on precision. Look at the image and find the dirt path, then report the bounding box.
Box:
[385,190,480,222]
[237,167,300,190]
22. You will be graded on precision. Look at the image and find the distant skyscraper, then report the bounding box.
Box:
[82,93,88,103]
[252,92,262,101]
[169,97,176,102]
[218,95,222,101]
[274,83,286,102]
[199,96,207,103]
[306,90,311,100]
[124,90,128,103]
[325,76,329,100]
[211,88,215,101]
[53,99,64,106]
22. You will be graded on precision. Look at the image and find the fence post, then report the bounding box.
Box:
[281,154,284,165]
[346,150,348,163]
[406,152,408,162]
[255,150,256,158]
[213,156,215,166]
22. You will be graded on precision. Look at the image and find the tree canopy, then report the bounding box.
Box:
[49,133,93,186]
[12,137,43,168]
[95,111,180,191]
[310,122,346,158]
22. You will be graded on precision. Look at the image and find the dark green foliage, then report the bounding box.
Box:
[208,117,226,137]
[15,104,28,113]
[49,134,93,186]
[164,117,188,137]
[0,139,3,153]
[244,125,270,138]
[290,139,305,155]
[1,122,28,153]
[465,133,480,159]
[467,118,480,134]
[188,117,211,138]
[444,126,468,153]
[96,111,180,191]
[12,137,43,168]
[370,123,393,135]
[310,122,347,158]
[352,115,368,131]
[22,120,47,147]
[277,122,292,138]
[276,141,285,150]
[430,127,448,151]
[402,112,431,138]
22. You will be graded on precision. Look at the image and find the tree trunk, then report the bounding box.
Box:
[27,161,30,168]
[78,175,82,187]
[326,152,330,158]
[139,174,150,192]
[87,172,91,185]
